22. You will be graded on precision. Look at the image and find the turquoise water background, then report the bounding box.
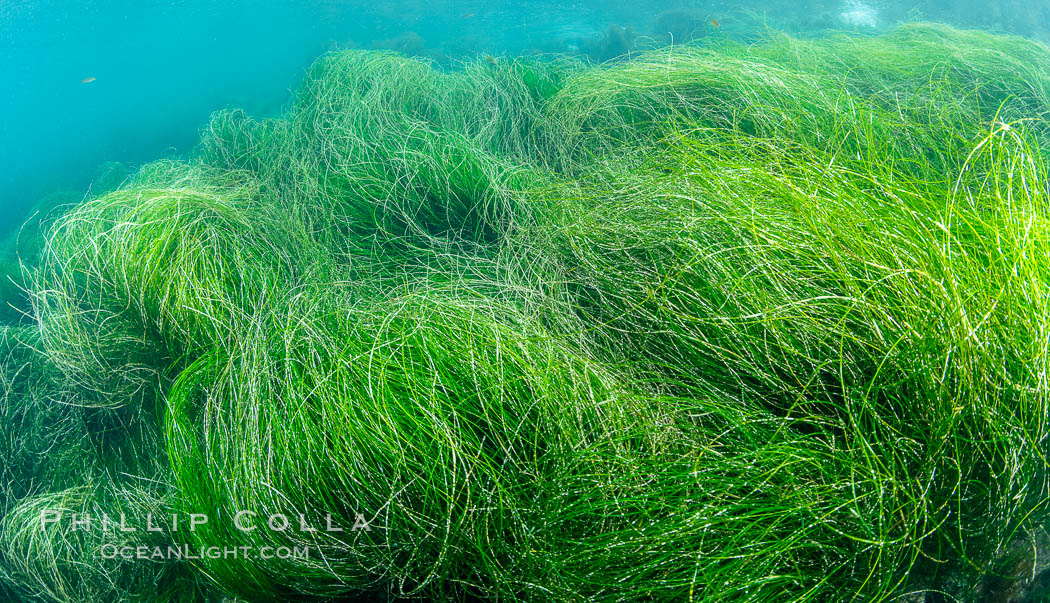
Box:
[1,0,1047,235]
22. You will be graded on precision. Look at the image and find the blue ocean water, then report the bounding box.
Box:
[2,0,1047,235]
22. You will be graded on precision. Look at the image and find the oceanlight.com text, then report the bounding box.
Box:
[100,544,312,561]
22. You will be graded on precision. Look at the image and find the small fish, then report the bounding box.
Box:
[462,12,475,19]
[710,18,720,29]
[81,77,96,84]
[483,55,498,65]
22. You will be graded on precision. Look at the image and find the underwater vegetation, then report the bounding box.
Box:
[2,21,1050,602]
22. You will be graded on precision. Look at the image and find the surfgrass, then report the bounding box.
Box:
[0,482,208,602]
[199,51,541,255]
[2,22,1049,602]
[514,121,1050,596]
[164,288,674,599]
[30,177,314,404]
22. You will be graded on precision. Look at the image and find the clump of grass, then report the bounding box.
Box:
[0,327,93,513]
[199,51,542,254]
[515,121,1050,595]
[543,45,842,165]
[523,401,919,601]
[748,22,1050,126]
[543,23,1050,185]
[164,288,678,599]
[0,482,208,602]
[440,55,582,163]
[30,179,313,404]
[0,328,197,601]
